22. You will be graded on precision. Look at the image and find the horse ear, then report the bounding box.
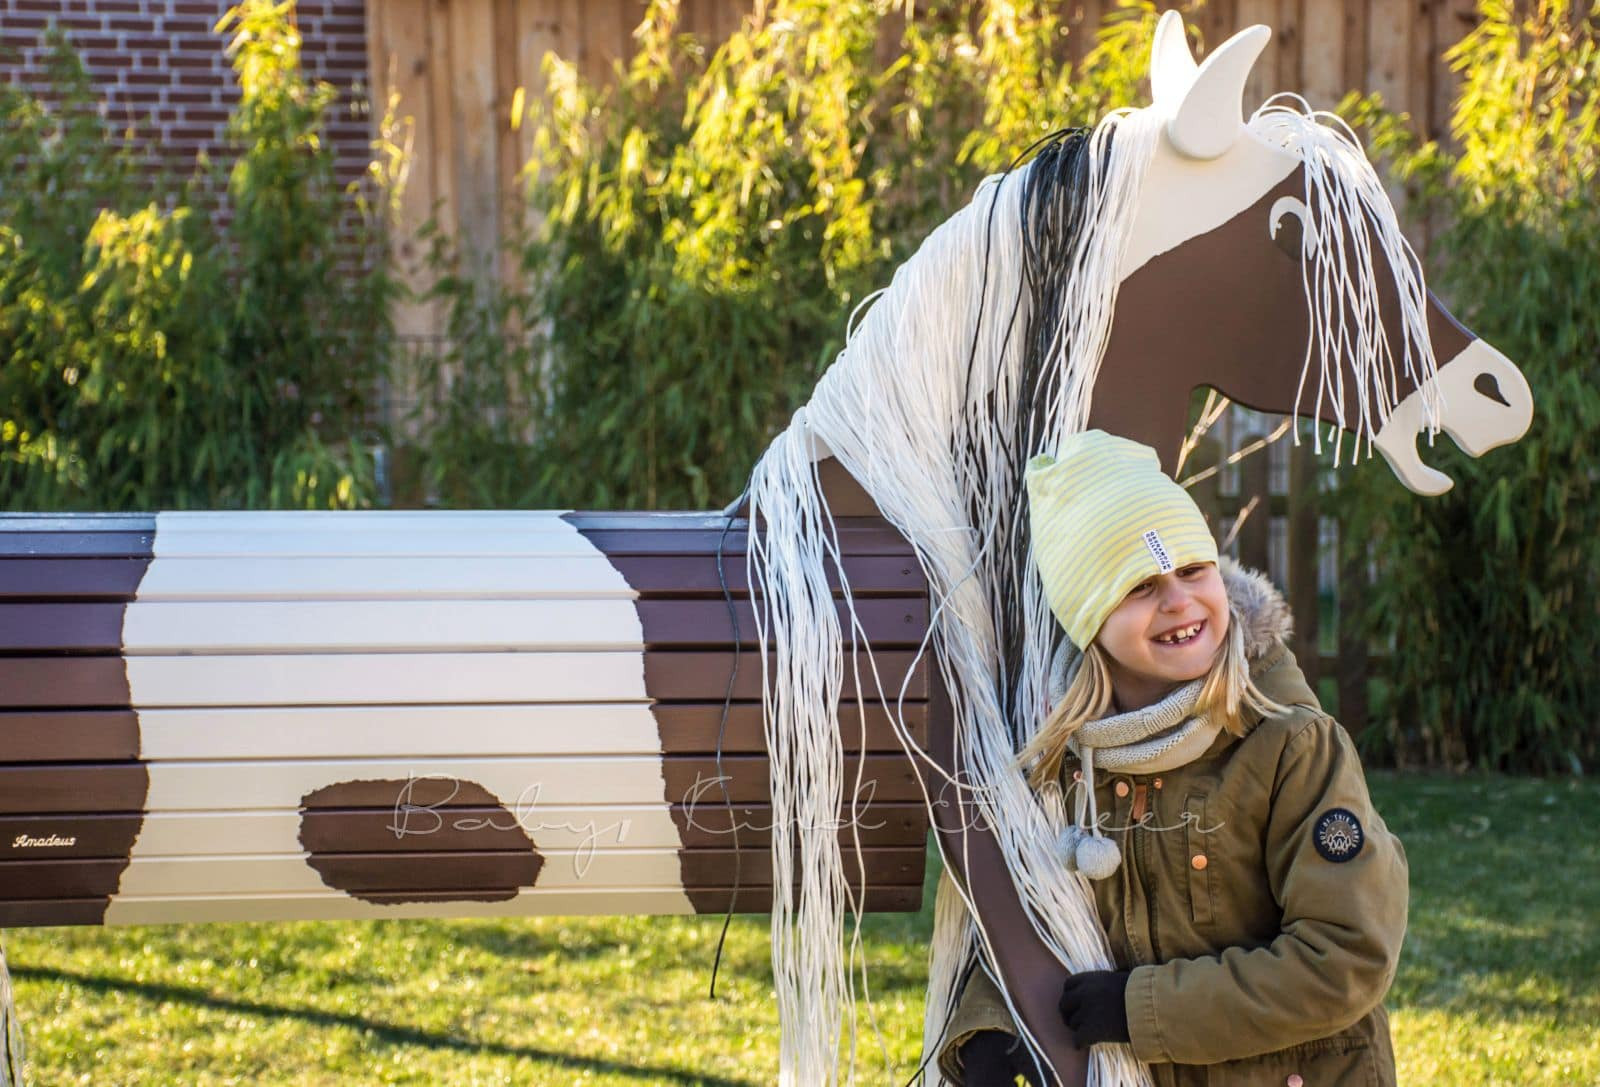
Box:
[1149,10,1199,107]
[1166,24,1271,160]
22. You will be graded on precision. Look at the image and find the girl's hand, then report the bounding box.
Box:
[1058,969,1133,1048]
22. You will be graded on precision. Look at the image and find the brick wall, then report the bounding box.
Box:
[0,0,372,196]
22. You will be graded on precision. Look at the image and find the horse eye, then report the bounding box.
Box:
[1269,195,1311,260]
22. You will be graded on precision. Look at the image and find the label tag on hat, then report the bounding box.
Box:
[1142,529,1175,573]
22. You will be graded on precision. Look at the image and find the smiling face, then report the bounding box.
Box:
[1094,560,1230,711]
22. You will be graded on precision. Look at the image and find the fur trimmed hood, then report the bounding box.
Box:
[1218,554,1294,662]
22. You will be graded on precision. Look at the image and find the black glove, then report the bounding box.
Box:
[958,1029,1041,1086]
[1058,968,1132,1049]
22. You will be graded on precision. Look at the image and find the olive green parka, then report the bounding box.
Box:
[933,558,1408,1087]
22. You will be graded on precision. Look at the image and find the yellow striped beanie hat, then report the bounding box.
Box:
[1026,430,1219,649]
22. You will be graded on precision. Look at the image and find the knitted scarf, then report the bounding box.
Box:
[1047,639,1220,879]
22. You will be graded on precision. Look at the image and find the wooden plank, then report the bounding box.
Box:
[0,657,131,708]
[494,0,523,296]
[6,552,917,599]
[448,0,501,287]
[0,648,929,705]
[0,802,930,858]
[0,603,125,652]
[577,0,627,85]
[0,702,924,762]
[1337,522,1370,735]
[0,884,924,927]
[0,558,152,599]
[1288,430,1321,691]
[513,0,562,178]
[2,846,926,900]
[18,596,915,652]
[643,649,929,702]
[1237,0,1280,111]
[1299,0,1347,108]
[1433,0,1478,142]
[1342,0,1368,99]
[607,554,924,596]
[1366,0,1411,109]
[0,515,157,532]
[376,0,443,419]
[0,753,924,812]
[1276,0,1303,97]
[0,532,154,557]
[0,710,139,762]
[114,555,636,599]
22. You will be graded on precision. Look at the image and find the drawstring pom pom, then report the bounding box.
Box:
[1056,824,1086,870]
[1076,834,1121,880]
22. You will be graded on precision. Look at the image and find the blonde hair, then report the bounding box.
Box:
[1018,597,1295,792]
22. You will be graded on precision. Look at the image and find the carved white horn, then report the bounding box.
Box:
[1150,10,1199,106]
[1167,24,1271,160]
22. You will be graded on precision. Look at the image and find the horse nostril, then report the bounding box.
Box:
[1474,372,1511,407]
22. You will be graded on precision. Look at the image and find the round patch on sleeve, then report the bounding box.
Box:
[1313,807,1365,862]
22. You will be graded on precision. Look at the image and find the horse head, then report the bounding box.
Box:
[1092,11,1534,494]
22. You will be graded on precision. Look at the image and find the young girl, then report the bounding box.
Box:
[934,429,1408,1087]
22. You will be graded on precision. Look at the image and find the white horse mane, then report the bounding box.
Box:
[1249,93,1447,466]
[742,73,1446,1087]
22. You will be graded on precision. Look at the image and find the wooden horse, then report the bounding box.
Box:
[818,13,1531,1087]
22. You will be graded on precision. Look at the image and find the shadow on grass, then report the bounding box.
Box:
[13,964,758,1086]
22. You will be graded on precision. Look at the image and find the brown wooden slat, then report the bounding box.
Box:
[0,657,131,707]
[566,518,914,556]
[0,710,140,762]
[660,753,922,805]
[637,598,927,648]
[0,597,925,653]
[0,802,929,859]
[0,754,921,814]
[644,649,929,701]
[0,883,925,927]
[0,532,155,558]
[0,703,924,762]
[607,553,924,596]
[0,649,931,706]
[0,604,127,652]
[678,845,923,886]
[0,554,926,600]
[0,516,156,532]
[0,846,925,901]
[652,701,926,754]
[0,558,152,600]
[0,899,110,927]
[0,764,149,814]
[682,882,923,914]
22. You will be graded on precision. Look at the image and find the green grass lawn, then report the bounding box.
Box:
[6,771,1596,1085]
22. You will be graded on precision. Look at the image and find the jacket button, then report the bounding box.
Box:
[1190,853,1208,870]
[1114,781,1130,797]
[1153,777,1163,789]
[1286,1076,1303,1087]
[1072,769,1083,781]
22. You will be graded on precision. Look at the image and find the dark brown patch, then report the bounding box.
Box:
[0,518,154,925]
[299,778,543,904]
[568,488,933,919]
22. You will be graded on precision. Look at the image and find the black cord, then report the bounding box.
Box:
[706,486,748,999]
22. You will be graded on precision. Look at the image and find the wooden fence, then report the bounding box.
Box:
[364,0,1483,347]
[1181,404,1376,733]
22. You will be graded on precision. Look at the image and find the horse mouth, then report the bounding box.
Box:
[1372,340,1533,496]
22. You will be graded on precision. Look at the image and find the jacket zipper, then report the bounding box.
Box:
[1130,779,1163,964]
